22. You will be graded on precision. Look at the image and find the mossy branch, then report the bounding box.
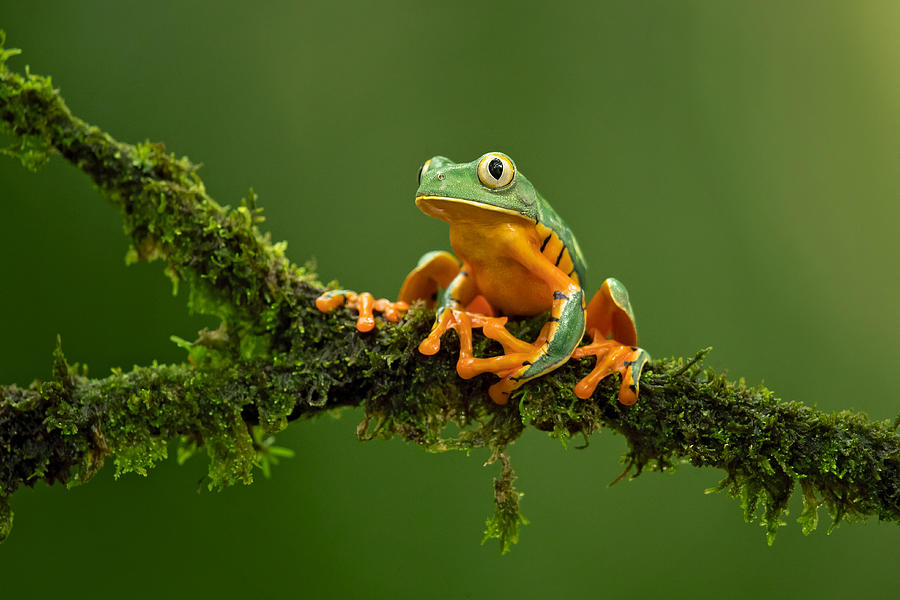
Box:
[1,33,898,551]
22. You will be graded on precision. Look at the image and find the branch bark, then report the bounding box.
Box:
[1,33,898,552]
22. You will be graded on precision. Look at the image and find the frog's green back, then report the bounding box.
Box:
[532,186,588,287]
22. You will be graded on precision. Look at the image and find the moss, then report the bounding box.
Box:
[482,452,528,554]
[0,497,11,543]
[1,31,899,552]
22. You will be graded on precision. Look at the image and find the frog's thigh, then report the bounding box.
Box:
[487,291,585,403]
[515,288,586,381]
[397,250,460,305]
[584,277,638,346]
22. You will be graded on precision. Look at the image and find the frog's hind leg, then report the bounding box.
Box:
[573,278,650,405]
[464,287,587,405]
[398,251,462,307]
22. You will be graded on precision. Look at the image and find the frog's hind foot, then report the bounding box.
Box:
[464,353,543,405]
[573,277,648,404]
[463,319,564,405]
[315,289,410,332]
[572,338,649,405]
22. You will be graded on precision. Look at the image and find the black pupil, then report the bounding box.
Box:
[488,158,504,180]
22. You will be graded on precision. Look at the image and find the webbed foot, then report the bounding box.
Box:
[315,290,410,332]
[417,309,546,404]
[572,337,649,405]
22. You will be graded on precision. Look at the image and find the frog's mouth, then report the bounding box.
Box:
[415,195,531,224]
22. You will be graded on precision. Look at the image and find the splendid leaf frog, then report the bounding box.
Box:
[316,152,649,405]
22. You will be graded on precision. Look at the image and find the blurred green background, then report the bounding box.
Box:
[2,1,899,597]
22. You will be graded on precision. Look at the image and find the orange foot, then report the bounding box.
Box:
[315,290,410,332]
[572,333,650,405]
[419,309,550,404]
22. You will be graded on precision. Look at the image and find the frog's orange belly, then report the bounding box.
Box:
[470,257,552,316]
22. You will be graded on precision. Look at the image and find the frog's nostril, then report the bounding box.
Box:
[437,172,445,180]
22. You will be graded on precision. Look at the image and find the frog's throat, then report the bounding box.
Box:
[415,195,533,224]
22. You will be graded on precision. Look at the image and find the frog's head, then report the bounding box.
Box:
[414,152,540,224]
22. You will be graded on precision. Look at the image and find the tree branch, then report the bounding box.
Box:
[1,33,898,552]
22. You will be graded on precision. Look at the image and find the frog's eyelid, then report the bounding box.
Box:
[418,158,433,184]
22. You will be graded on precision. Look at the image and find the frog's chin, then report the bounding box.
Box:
[415,195,529,224]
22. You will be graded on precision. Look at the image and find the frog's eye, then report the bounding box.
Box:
[477,154,515,188]
[417,159,432,184]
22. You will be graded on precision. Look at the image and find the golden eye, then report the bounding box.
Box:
[417,159,432,184]
[477,154,514,188]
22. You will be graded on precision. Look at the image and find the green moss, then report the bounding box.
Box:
[0,497,11,543]
[482,452,527,554]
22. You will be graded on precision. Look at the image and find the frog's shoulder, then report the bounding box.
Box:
[533,191,587,285]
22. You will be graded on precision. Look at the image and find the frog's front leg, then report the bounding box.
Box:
[315,250,460,332]
[416,263,480,355]
[480,286,586,404]
[315,290,410,332]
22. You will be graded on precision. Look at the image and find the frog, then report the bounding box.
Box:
[315,152,649,406]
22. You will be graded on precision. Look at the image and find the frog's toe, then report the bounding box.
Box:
[315,289,356,313]
[573,340,649,405]
[354,292,376,332]
[418,335,442,355]
[614,347,650,405]
[375,298,410,323]
[418,308,456,355]
[488,378,517,405]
